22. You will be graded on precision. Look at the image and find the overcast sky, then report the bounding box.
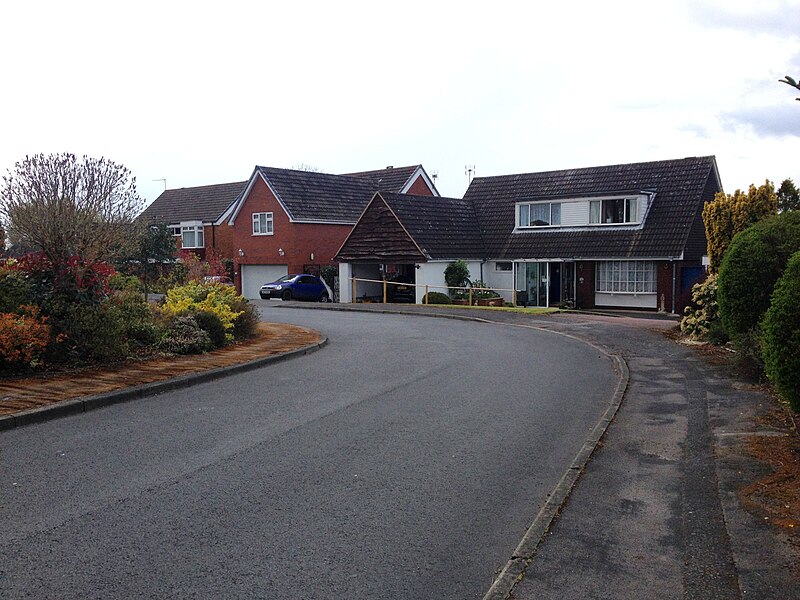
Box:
[1,0,798,205]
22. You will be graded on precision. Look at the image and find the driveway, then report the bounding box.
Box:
[0,308,617,599]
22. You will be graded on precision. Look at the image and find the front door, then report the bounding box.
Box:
[515,262,549,307]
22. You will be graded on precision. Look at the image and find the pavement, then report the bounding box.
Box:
[1,302,797,598]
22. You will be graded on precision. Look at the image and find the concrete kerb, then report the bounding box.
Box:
[274,302,631,600]
[482,351,630,600]
[0,337,328,432]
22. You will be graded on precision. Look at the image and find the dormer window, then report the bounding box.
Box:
[589,197,640,225]
[518,202,561,228]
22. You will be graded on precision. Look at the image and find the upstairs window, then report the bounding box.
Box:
[252,212,274,235]
[181,222,204,248]
[518,202,561,227]
[589,198,640,225]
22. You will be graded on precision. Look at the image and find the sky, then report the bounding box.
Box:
[1,0,798,206]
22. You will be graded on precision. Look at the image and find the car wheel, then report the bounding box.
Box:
[281,289,292,301]
[319,292,329,303]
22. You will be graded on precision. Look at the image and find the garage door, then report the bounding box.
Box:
[241,264,288,299]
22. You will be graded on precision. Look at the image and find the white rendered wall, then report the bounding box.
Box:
[482,263,515,302]
[595,292,657,309]
[338,262,352,303]
[415,261,484,303]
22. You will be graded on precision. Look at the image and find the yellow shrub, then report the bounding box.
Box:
[161,282,244,341]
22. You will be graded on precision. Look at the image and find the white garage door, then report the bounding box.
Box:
[241,264,288,299]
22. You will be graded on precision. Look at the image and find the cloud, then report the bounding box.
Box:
[686,1,800,37]
[721,103,800,137]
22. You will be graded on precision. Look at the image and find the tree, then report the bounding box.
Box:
[0,153,144,268]
[120,223,177,298]
[291,163,322,172]
[702,180,777,273]
[779,75,800,101]
[777,178,800,213]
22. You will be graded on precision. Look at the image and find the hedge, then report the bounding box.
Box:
[761,251,800,412]
[717,211,800,340]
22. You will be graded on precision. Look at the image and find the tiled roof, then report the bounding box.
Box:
[139,181,246,224]
[255,167,383,222]
[382,193,485,259]
[343,165,420,193]
[464,156,719,260]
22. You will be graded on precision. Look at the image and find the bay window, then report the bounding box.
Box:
[596,261,656,293]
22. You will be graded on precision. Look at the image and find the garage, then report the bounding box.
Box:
[241,264,288,299]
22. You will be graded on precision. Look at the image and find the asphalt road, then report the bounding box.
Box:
[0,307,616,599]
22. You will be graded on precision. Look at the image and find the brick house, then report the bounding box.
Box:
[336,156,721,313]
[221,165,438,298]
[138,181,247,261]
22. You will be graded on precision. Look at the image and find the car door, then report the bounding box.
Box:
[296,275,320,300]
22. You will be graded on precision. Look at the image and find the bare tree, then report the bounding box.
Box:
[291,163,322,172]
[0,153,144,266]
[779,75,800,101]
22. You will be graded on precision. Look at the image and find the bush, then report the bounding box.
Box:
[424,291,452,304]
[0,306,53,371]
[52,300,131,363]
[160,316,213,355]
[160,281,244,342]
[470,280,498,299]
[193,311,227,348]
[229,297,260,340]
[109,273,143,293]
[718,211,800,340]
[761,251,800,412]
[680,274,726,341]
[444,260,471,296]
[110,290,161,348]
[0,268,35,313]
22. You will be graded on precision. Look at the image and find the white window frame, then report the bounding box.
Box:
[517,202,561,228]
[180,221,205,249]
[252,212,274,236]
[589,197,640,225]
[595,260,656,294]
[169,225,181,237]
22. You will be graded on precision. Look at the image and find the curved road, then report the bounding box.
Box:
[0,307,616,599]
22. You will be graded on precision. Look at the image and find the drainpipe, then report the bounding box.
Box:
[671,260,676,314]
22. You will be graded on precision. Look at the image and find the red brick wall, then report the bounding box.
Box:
[230,177,353,292]
[405,174,435,196]
[208,223,235,260]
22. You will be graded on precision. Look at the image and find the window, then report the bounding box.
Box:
[589,198,640,225]
[252,212,274,235]
[518,202,561,227]
[495,261,512,271]
[169,226,181,237]
[180,222,204,248]
[596,261,656,293]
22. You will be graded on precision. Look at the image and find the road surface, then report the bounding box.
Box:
[0,307,616,599]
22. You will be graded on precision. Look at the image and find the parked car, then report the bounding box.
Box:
[203,275,233,286]
[389,275,416,303]
[259,274,332,302]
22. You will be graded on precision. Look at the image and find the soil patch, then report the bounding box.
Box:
[0,322,322,416]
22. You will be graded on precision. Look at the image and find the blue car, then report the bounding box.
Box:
[259,274,332,302]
